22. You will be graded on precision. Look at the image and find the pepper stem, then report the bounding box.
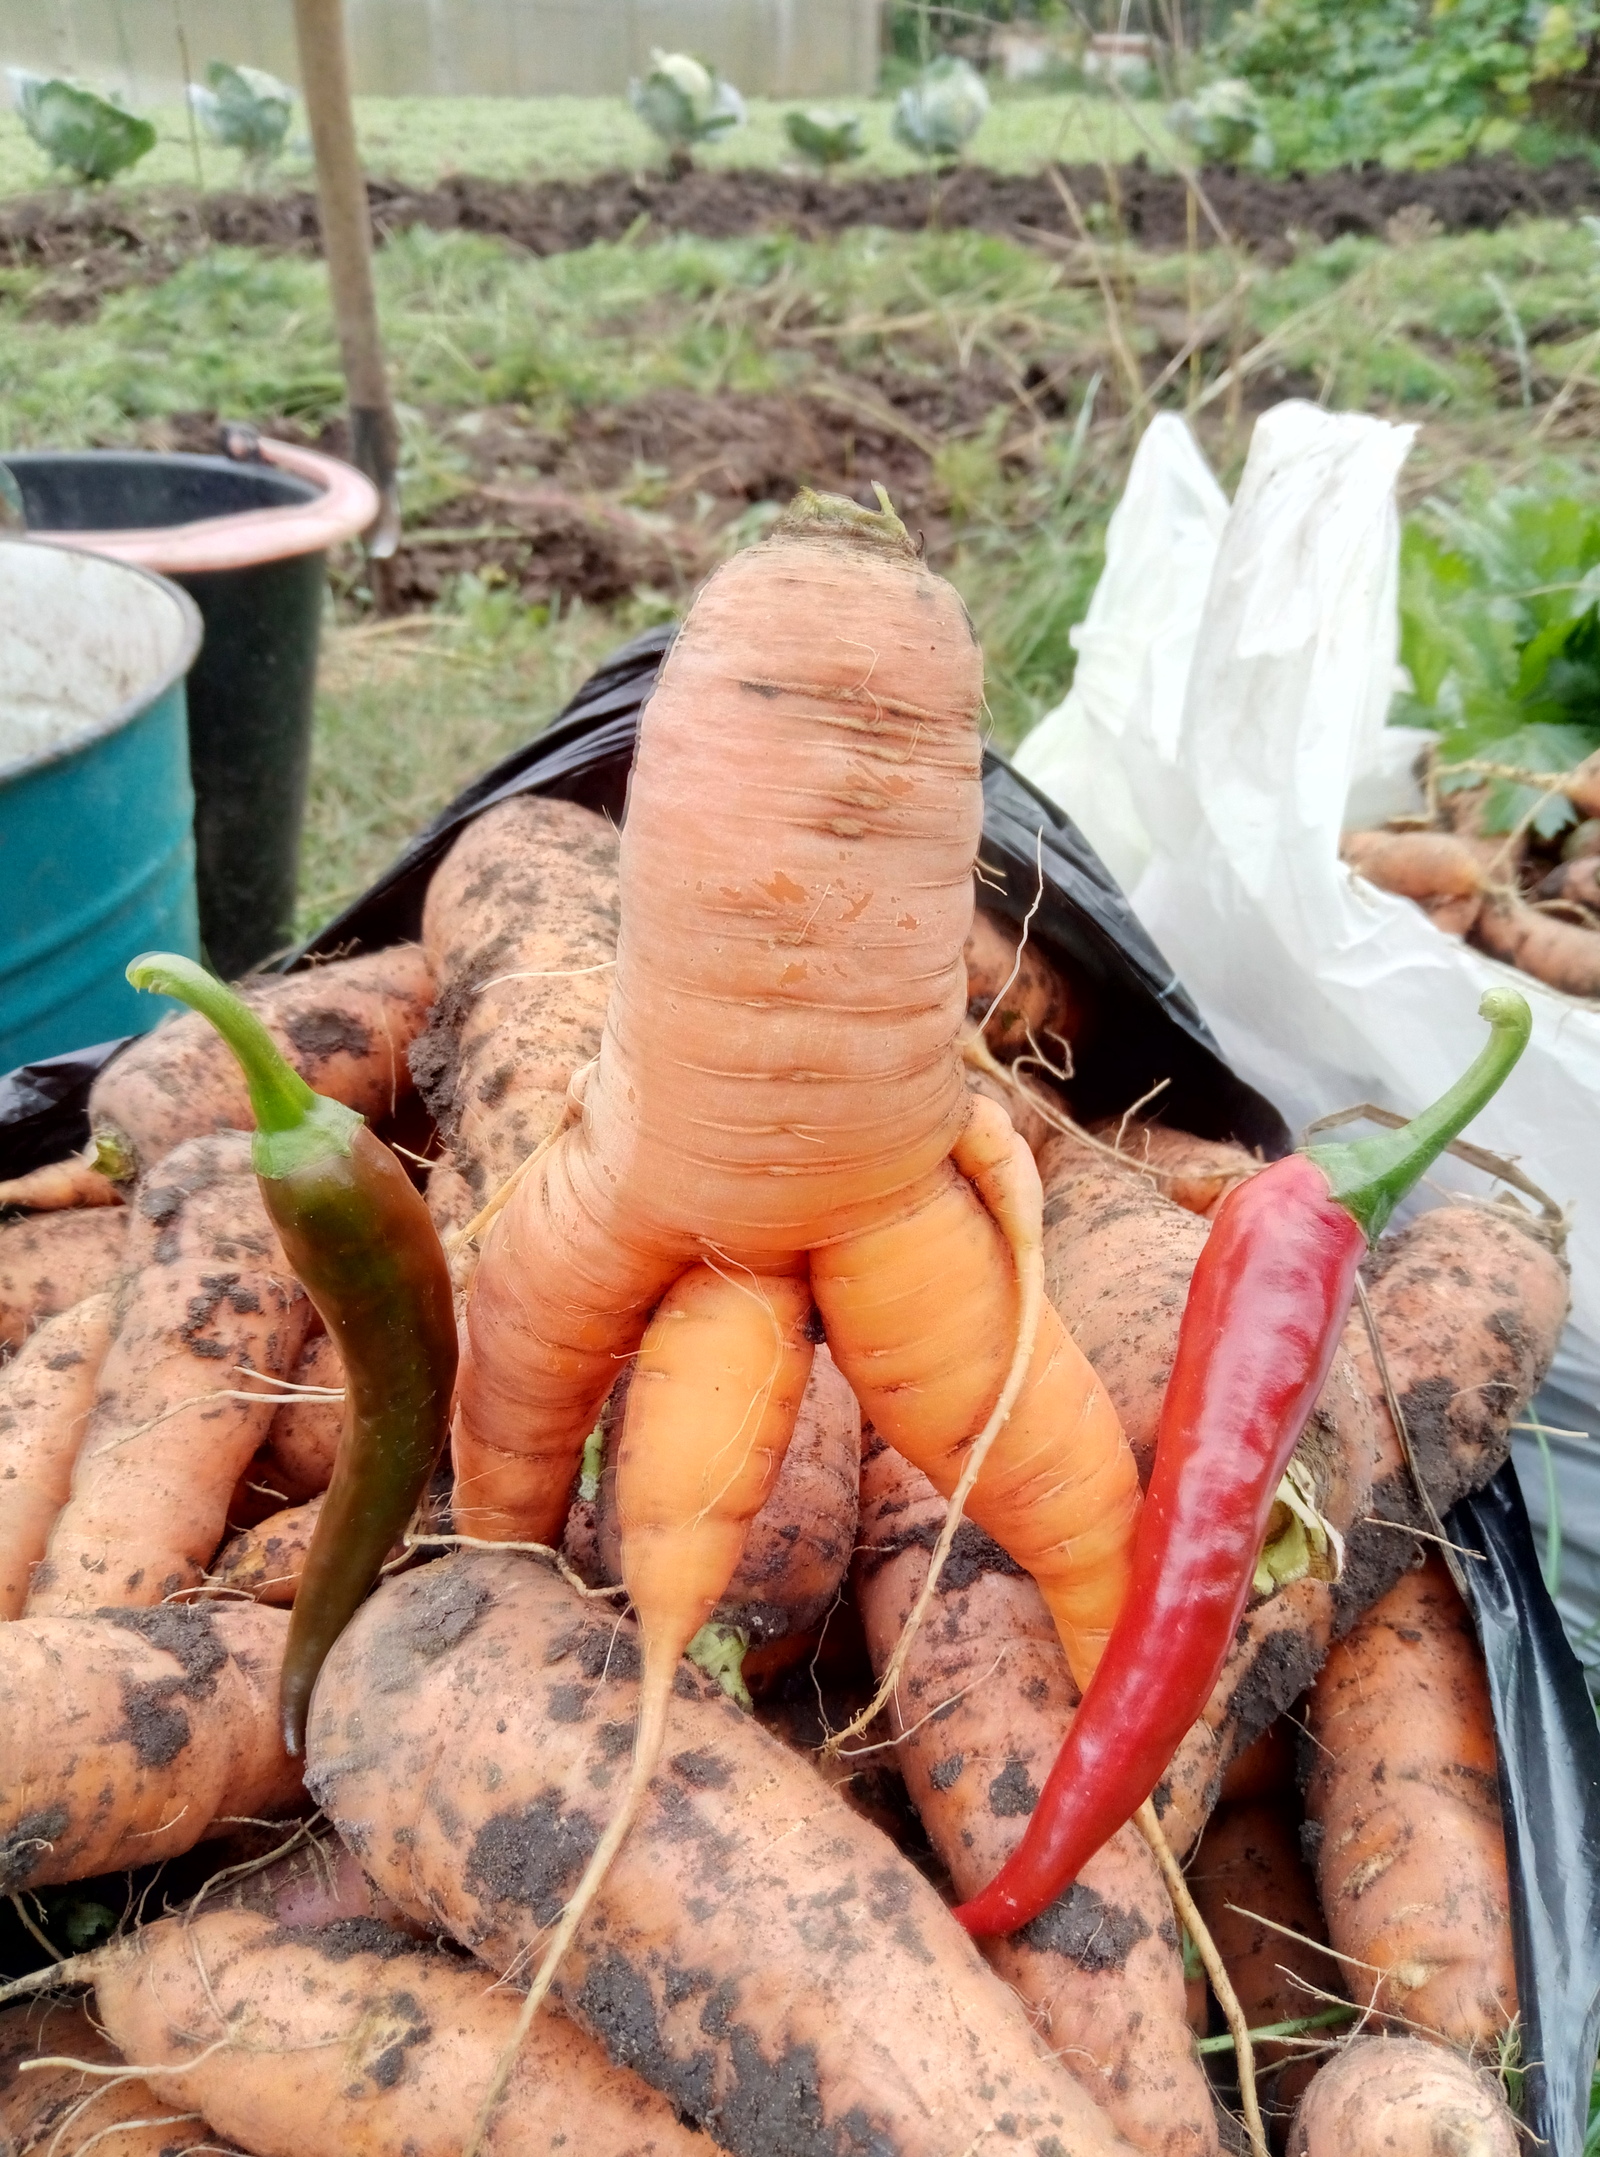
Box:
[1302,989,1532,1245]
[126,952,362,1176]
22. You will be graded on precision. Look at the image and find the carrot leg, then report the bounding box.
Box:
[452,1134,684,1545]
[813,1155,1141,1687]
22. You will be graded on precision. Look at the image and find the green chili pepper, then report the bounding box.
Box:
[128,952,458,1756]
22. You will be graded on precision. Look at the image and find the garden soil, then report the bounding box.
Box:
[7,152,1600,320]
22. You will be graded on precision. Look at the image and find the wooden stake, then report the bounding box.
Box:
[290,0,399,555]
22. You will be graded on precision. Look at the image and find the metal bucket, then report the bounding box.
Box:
[0,538,202,1070]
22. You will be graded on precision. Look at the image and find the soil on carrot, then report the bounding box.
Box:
[9,152,1600,320]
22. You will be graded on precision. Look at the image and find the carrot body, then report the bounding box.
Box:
[0,1292,112,1618]
[1187,1796,1330,2133]
[1287,2036,1519,2157]
[412,794,619,1208]
[211,1494,325,1603]
[0,1154,122,1211]
[964,905,1089,1059]
[256,1329,344,1504]
[0,1207,126,1352]
[854,1434,1216,2157]
[1087,1119,1260,1218]
[305,1550,1129,2157]
[1476,890,1600,993]
[0,1601,300,1892]
[1304,1557,1516,2049]
[84,944,435,1182]
[1,1996,245,2157]
[94,1909,710,2157]
[1341,829,1485,936]
[27,1134,313,1614]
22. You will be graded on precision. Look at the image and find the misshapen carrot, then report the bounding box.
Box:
[450,496,1142,2071]
[0,1291,112,1618]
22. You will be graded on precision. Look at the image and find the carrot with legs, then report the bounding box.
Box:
[0,1292,112,1618]
[449,493,1143,2080]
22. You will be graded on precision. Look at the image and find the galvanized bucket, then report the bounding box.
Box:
[0,537,202,1070]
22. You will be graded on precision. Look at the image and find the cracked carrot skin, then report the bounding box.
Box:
[453,494,1141,1703]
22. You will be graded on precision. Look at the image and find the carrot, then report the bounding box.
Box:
[211,1494,325,1604]
[591,1341,861,1658]
[0,1151,124,1212]
[80,944,435,1185]
[411,793,619,1210]
[1340,830,1485,937]
[854,1432,1218,2157]
[1474,889,1600,995]
[0,1208,126,1352]
[1535,854,1600,912]
[209,1825,421,1933]
[1187,1791,1332,2135]
[1086,1119,1261,1218]
[964,905,1089,1061]
[1336,1201,1568,1627]
[965,1059,1055,1157]
[27,1134,313,1614]
[255,1331,344,1505]
[0,1292,112,1619]
[306,1549,1131,2157]
[1303,1556,1515,2050]
[448,499,1142,2073]
[0,1600,299,1892]
[1287,2035,1518,2157]
[94,1907,715,2157]
[1561,746,1600,821]
[0,1996,245,2157]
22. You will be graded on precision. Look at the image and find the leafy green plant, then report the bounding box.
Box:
[893,55,991,161]
[1397,483,1600,834]
[188,62,294,184]
[628,51,745,168]
[783,108,866,170]
[1216,0,1600,170]
[7,70,156,186]
[1166,76,1275,167]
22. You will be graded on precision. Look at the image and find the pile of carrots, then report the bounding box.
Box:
[1342,756,1600,996]
[0,494,1571,2157]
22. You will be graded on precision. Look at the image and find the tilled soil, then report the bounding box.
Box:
[8,151,1600,319]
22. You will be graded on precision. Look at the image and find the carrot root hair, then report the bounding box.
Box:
[828,1097,1044,1751]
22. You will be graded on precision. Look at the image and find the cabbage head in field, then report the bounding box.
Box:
[784,108,866,170]
[893,56,989,163]
[1167,78,1275,171]
[188,62,293,184]
[8,70,156,185]
[630,50,746,165]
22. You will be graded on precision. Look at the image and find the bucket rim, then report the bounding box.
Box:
[14,438,378,575]
[0,538,203,787]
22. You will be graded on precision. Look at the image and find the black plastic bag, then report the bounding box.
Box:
[4,627,1597,2145]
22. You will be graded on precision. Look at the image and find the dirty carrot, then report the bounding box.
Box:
[957,990,1531,1937]
[128,955,457,1755]
[0,1291,112,1618]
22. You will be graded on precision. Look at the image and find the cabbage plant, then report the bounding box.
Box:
[784,108,866,170]
[893,56,989,163]
[188,62,293,184]
[8,70,156,186]
[1166,78,1275,171]
[629,51,745,166]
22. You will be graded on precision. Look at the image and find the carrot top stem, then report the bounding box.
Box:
[1302,988,1531,1244]
[774,485,913,555]
[126,954,362,1177]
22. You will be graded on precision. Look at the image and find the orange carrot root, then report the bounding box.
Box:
[0,1291,112,1617]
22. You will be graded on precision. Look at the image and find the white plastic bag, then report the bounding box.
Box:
[1013,413,1227,893]
[1119,401,1600,1400]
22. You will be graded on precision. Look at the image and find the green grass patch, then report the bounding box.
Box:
[0,88,1176,200]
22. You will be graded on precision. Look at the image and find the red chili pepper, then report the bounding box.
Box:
[955,989,1531,1940]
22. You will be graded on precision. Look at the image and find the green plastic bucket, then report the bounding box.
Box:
[0,538,203,1070]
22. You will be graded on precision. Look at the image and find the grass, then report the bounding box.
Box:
[0,87,1177,199]
[2,189,1598,931]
